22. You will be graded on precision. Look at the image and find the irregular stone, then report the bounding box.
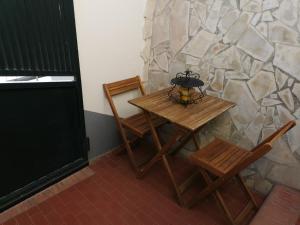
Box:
[205,0,223,33]
[244,177,255,189]
[206,90,220,97]
[223,80,259,130]
[261,11,273,22]
[237,26,274,62]
[230,126,254,148]
[186,55,200,66]
[240,0,251,9]
[292,83,300,101]
[152,12,170,47]
[251,12,261,26]
[288,78,294,87]
[269,21,299,45]
[223,12,253,44]
[218,9,240,34]
[148,71,171,91]
[262,128,299,166]
[267,164,300,189]
[229,0,238,8]
[225,71,249,80]
[264,107,275,126]
[141,39,152,62]
[272,0,298,27]
[250,60,263,77]
[254,157,273,177]
[143,20,153,40]
[143,62,150,82]
[263,62,274,72]
[242,56,251,74]
[204,43,228,60]
[193,1,207,24]
[240,169,256,177]
[170,0,190,56]
[220,1,234,18]
[242,0,262,13]
[262,0,279,11]
[261,98,282,107]
[169,55,186,76]
[287,120,300,152]
[189,9,202,37]
[245,112,265,145]
[273,44,300,81]
[278,88,294,112]
[144,0,157,20]
[256,22,267,38]
[254,178,273,195]
[155,52,169,72]
[277,105,295,125]
[155,0,171,15]
[210,69,225,92]
[298,20,300,35]
[212,46,242,71]
[273,115,281,128]
[270,94,278,99]
[247,71,277,101]
[208,72,215,81]
[275,68,288,90]
[182,30,217,58]
[149,60,163,71]
[153,41,169,56]
[293,108,300,119]
[198,63,210,83]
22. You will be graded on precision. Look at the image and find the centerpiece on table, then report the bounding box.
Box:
[168,69,205,106]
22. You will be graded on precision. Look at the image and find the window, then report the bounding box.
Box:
[0,0,79,78]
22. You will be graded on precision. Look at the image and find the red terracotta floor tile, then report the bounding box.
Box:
[29,212,50,225]
[2,218,17,225]
[15,213,33,225]
[1,147,265,225]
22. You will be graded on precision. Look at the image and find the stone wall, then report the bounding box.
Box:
[142,0,300,194]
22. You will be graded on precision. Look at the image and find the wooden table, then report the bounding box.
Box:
[129,87,235,205]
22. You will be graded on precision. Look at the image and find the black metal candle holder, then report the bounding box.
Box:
[168,69,205,106]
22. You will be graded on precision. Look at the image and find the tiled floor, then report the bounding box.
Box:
[1,146,265,225]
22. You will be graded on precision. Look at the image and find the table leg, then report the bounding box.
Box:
[169,131,193,155]
[139,111,189,205]
[192,133,200,150]
[162,155,185,206]
[137,111,182,177]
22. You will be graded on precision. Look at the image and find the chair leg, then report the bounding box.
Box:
[196,170,257,225]
[114,136,140,155]
[123,138,139,172]
[236,174,259,209]
[199,169,236,225]
[162,155,185,206]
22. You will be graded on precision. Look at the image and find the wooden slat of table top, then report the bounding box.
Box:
[129,88,235,131]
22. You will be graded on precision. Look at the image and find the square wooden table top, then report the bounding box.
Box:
[129,88,235,131]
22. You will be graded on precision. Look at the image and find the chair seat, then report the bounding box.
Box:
[189,138,251,177]
[121,112,167,137]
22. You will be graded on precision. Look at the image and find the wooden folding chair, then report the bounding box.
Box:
[188,120,296,225]
[103,76,166,176]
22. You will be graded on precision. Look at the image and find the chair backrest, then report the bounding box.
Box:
[251,120,296,153]
[231,121,296,177]
[103,75,145,122]
[104,76,145,97]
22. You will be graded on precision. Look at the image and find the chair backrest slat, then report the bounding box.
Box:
[103,75,145,124]
[104,76,145,97]
[234,120,296,174]
[251,120,296,153]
